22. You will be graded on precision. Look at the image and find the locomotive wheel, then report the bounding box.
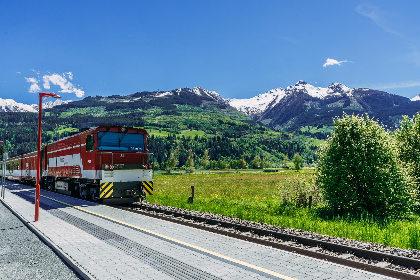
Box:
[47,179,55,191]
[91,192,97,202]
[79,185,86,199]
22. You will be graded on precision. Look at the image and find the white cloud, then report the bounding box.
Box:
[42,73,85,98]
[323,58,350,67]
[356,4,400,36]
[24,71,85,98]
[24,77,41,93]
[31,69,41,75]
[356,4,420,66]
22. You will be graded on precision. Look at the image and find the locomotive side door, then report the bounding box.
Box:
[83,133,96,180]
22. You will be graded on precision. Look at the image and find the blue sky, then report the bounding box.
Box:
[1,0,420,104]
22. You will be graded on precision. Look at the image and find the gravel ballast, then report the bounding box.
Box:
[0,201,80,280]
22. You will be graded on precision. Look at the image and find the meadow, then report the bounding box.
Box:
[149,170,420,250]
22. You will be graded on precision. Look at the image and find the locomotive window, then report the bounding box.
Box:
[86,134,94,152]
[97,132,144,151]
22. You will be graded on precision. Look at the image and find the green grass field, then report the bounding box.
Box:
[149,171,420,250]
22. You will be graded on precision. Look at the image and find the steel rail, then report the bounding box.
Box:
[115,203,420,280]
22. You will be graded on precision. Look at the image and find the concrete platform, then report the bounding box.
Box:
[0,198,79,280]
[1,181,397,280]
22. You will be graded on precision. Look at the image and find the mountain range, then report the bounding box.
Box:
[0,98,71,113]
[3,81,420,131]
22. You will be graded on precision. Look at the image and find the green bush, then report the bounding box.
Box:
[395,114,420,202]
[316,114,412,217]
[293,153,303,171]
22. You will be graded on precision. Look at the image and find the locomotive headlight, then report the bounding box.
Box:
[105,164,110,170]
[110,165,114,170]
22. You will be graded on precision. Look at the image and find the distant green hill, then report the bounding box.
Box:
[0,88,319,169]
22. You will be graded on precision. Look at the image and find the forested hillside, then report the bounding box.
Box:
[0,98,318,169]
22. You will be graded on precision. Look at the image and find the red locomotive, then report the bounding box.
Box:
[2,126,153,204]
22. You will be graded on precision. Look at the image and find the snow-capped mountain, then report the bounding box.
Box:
[191,87,225,102]
[228,81,354,116]
[228,88,286,116]
[0,98,38,112]
[285,80,352,98]
[42,99,72,109]
[85,83,420,130]
[0,98,72,112]
[411,94,420,101]
[154,87,225,103]
[3,82,420,131]
[254,81,419,130]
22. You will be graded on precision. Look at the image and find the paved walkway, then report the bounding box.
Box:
[1,181,397,280]
[0,195,79,279]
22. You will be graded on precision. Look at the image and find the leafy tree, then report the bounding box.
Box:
[251,154,261,169]
[239,158,247,169]
[262,157,271,168]
[395,114,420,199]
[292,153,303,171]
[280,153,289,169]
[199,149,210,169]
[153,161,160,170]
[166,148,179,172]
[0,144,4,157]
[317,114,412,216]
[185,149,195,172]
[217,159,228,169]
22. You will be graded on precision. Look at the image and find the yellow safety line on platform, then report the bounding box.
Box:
[12,186,296,280]
[72,205,297,280]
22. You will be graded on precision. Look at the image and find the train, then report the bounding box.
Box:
[0,126,153,204]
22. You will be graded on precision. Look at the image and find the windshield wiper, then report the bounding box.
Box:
[118,131,128,147]
[98,128,111,141]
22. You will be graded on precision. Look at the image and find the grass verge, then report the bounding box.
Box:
[148,171,420,250]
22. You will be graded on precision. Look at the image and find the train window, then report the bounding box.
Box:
[86,134,94,152]
[97,132,144,151]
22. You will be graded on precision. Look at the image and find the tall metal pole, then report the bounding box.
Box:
[1,152,7,199]
[0,141,4,199]
[35,92,60,222]
[35,94,42,221]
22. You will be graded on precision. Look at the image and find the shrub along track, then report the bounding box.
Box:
[113,202,420,280]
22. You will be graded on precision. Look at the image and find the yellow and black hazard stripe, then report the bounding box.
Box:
[142,181,153,195]
[100,182,114,198]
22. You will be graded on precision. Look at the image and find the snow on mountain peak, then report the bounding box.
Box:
[41,99,72,109]
[155,87,225,102]
[192,87,225,102]
[286,81,329,98]
[295,80,308,86]
[412,94,420,101]
[229,81,359,117]
[0,98,72,112]
[0,98,37,112]
[228,87,286,116]
[327,83,351,94]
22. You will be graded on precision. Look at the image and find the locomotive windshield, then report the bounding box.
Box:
[97,132,145,151]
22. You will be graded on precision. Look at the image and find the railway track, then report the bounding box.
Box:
[114,202,420,280]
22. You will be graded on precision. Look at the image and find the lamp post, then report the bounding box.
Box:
[0,141,4,199]
[35,92,61,222]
